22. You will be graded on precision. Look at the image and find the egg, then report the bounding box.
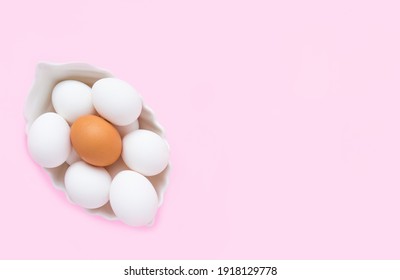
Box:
[28,112,71,168]
[122,129,169,176]
[65,161,111,209]
[52,80,95,123]
[70,115,122,167]
[115,119,139,137]
[110,170,158,226]
[66,148,80,165]
[106,157,130,178]
[92,78,142,126]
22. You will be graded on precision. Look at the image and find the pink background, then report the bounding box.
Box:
[1,0,400,259]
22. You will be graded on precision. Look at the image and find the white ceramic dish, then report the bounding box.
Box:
[24,62,170,222]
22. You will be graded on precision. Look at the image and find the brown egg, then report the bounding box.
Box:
[70,115,122,167]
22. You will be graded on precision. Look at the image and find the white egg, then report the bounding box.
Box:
[122,129,169,176]
[66,148,80,165]
[115,119,139,137]
[110,170,158,226]
[65,161,111,209]
[92,78,142,126]
[105,157,130,178]
[51,80,95,123]
[28,112,71,168]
